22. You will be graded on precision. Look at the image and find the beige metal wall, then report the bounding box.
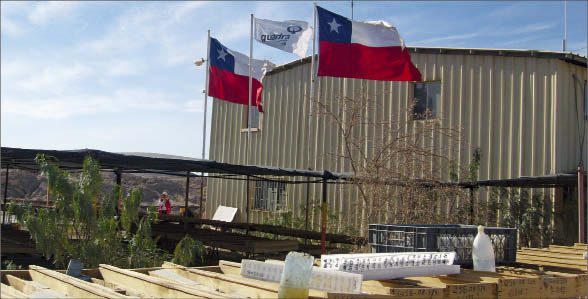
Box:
[207,51,587,232]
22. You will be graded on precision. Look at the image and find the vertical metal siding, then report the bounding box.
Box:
[208,52,587,231]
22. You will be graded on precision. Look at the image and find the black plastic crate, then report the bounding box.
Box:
[368,224,517,265]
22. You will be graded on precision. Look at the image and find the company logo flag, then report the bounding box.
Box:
[208,37,275,112]
[254,17,313,57]
[316,6,422,81]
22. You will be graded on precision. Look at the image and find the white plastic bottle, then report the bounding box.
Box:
[278,252,314,299]
[472,225,496,272]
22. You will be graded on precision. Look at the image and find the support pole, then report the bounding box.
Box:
[305,176,310,246]
[579,167,585,243]
[246,175,251,235]
[469,187,475,225]
[321,177,328,254]
[2,164,9,225]
[199,176,204,219]
[184,170,190,231]
[115,168,122,213]
[46,183,50,208]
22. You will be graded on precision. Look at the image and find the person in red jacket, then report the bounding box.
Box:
[157,191,172,215]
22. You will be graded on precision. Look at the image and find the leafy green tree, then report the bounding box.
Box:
[8,154,171,268]
[172,235,205,266]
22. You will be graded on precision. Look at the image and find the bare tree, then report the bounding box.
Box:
[314,87,472,236]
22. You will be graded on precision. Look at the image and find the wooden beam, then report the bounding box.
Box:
[5,274,68,298]
[91,277,156,298]
[99,264,229,298]
[218,260,242,276]
[28,265,128,299]
[0,247,39,254]
[1,282,30,298]
[161,261,283,298]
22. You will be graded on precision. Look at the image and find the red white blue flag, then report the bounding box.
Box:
[316,6,422,82]
[208,37,275,112]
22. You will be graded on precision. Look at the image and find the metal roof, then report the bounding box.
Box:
[1,147,580,188]
[0,147,344,180]
[268,47,587,76]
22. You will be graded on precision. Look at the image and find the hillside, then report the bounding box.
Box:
[1,169,206,214]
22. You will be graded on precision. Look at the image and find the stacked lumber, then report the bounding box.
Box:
[517,243,588,271]
[1,250,586,298]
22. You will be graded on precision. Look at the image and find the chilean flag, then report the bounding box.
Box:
[317,6,422,82]
[208,37,274,112]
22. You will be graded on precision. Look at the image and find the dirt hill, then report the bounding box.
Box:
[1,169,206,213]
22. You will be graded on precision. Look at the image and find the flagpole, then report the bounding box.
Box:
[308,4,317,171]
[248,14,253,166]
[305,2,317,239]
[246,13,254,229]
[200,29,211,220]
[203,29,210,161]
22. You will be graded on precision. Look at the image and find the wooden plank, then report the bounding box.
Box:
[6,274,68,298]
[516,260,586,271]
[219,260,242,276]
[517,251,586,261]
[328,287,444,299]
[518,247,585,257]
[28,265,128,299]
[0,247,39,254]
[149,269,230,296]
[517,257,587,270]
[1,282,31,298]
[548,245,586,252]
[99,264,229,299]
[162,261,284,298]
[90,277,158,298]
[540,275,585,298]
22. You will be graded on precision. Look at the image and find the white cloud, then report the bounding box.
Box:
[1,16,24,37]
[105,59,145,76]
[2,88,196,120]
[16,62,93,95]
[28,1,81,25]
[168,1,209,22]
[511,22,557,35]
[183,100,205,113]
[414,33,481,45]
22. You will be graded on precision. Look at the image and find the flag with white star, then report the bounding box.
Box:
[208,37,275,112]
[316,6,421,82]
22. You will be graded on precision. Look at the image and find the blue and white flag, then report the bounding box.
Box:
[254,17,313,57]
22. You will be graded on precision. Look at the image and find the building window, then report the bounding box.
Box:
[413,81,441,120]
[253,180,287,211]
[242,106,260,129]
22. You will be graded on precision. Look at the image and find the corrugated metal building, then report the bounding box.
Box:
[207,47,587,236]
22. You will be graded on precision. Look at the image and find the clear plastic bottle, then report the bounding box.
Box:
[278,252,314,299]
[472,225,496,272]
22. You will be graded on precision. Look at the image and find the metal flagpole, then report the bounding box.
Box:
[246,14,254,229]
[248,14,254,166]
[203,29,210,161]
[200,29,211,219]
[305,2,317,240]
[563,0,567,51]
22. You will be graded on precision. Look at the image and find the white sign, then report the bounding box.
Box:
[320,252,459,280]
[241,259,362,294]
[211,205,238,222]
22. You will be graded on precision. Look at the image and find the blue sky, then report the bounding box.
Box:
[1,1,586,159]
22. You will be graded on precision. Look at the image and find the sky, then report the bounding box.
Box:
[1,1,586,159]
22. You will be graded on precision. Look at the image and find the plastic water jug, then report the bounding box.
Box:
[472,225,496,272]
[278,251,314,299]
